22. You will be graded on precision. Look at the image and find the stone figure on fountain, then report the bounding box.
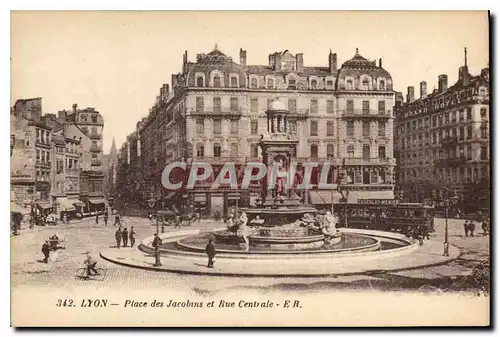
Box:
[322,211,339,244]
[237,212,250,252]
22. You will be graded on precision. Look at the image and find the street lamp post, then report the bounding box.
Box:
[443,199,450,256]
[154,218,161,266]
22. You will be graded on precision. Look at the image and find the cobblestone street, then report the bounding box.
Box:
[11,216,490,294]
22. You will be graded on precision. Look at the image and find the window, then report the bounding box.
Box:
[466,107,472,120]
[459,126,464,140]
[197,76,204,87]
[310,121,318,136]
[346,121,354,136]
[230,143,238,157]
[24,133,30,146]
[288,99,297,113]
[378,101,385,114]
[196,97,204,112]
[445,113,450,124]
[362,101,370,114]
[346,100,354,114]
[451,111,457,123]
[378,121,386,136]
[327,144,335,159]
[230,76,238,88]
[250,77,258,89]
[310,100,318,114]
[230,97,238,111]
[459,109,464,122]
[480,145,487,160]
[289,120,297,135]
[378,146,386,159]
[362,121,370,136]
[213,75,221,88]
[91,114,98,123]
[310,80,317,89]
[327,121,335,136]
[250,99,258,113]
[288,79,296,89]
[36,150,40,162]
[327,100,334,114]
[466,144,472,160]
[432,116,437,127]
[481,108,488,120]
[80,114,88,122]
[467,126,472,139]
[347,145,355,158]
[267,78,274,88]
[196,144,205,157]
[231,120,239,134]
[213,119,222,134]
[379,80,385,90]
[362,79,370,88]
[362,145,370,159]
[310,144,318,158]
[346,79,353,89]
[251,120,258,135]
[214,144,222,157]
[250,144,259,157]
[213,97,221,112]
[481,123,488,139]
[195,119,204,134]
[326,80,333,88]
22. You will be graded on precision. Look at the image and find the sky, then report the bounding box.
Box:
[11,11,489,154]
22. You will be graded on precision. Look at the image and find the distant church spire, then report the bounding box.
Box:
[109,137,118,164]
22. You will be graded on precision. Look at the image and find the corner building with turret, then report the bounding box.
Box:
[122,46,396,215]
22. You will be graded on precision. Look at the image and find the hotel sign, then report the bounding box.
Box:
[358,199,399,205]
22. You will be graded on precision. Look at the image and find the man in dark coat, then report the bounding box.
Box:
[463,220,469,237]
[115,228,122,248]
[104,211,108,226]
[122,227,129,247]
[469,221,475,237]
[129,226,136,247]
[205,239,216,268]
[41,240,50,263]
[95,213,99,225]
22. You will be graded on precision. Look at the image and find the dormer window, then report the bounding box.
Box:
[213,75,221,88]
[310,79,317,89]
[91,114,98,123]
[288,79,296,90]
[230,76,238,88]
[362,79,370,88]
[196,76,204,87]
[346,80,353,89]
[80,114,88,122]
[267,78,274,89]
[326,80,334,88]
[250,77,258,89]
[379,80,385,90]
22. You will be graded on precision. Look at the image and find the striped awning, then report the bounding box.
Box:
[89,198,106,205]
[71,199,85,207]
[37,202,53,210]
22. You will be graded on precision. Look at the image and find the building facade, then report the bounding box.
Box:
[394,49,490,213]
[119,46,396,215]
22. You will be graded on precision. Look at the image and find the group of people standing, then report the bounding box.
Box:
[114,226,136,248]
[463,220,490,237]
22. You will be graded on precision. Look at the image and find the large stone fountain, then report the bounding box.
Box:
[213,98,341,250]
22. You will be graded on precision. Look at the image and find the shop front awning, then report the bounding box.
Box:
[10,202,30,214]
[56,197,76,212]
[71,199,85,207]
[349,190,395,203]
[88,198,106,205]
[37,202,53,210]
[309,190,343,205]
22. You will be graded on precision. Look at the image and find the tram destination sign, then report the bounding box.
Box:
[357,199,400,205]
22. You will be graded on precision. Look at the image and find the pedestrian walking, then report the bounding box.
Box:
[122,227,129,247]
[205,239,216,268]
[41,240,50,263]
[114,213,120,226]
[115,228,122,248]
[104,212,108,226]
[129,226,136,247]
[463,220,469,237]
[469,221,476,237]
[95,213,99,225]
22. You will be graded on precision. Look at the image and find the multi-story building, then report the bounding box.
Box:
[394,48,490,213]
[120,46,396,215]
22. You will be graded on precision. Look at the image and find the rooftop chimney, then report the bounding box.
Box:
[296,53,304,72]
[438,74,448,93]
[239,48,247,66]
[328,51,337,73]
[420,81,427,99]
[379,58,382,68]
[72,104,78,114]
[406,86,415,103]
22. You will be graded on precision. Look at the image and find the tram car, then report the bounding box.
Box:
[336,200,434,233]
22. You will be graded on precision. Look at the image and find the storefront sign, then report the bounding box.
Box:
[358,199,399,205]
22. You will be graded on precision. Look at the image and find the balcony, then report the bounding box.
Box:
[342,109,392,119]
[344,157,396,166]
[90,144,101,152]
[188,108,243,119]
[434,157,467,168]
[36,160,52,168]
[441,136,458,147]
[35,140,51,149]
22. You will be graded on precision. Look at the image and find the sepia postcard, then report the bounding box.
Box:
[10,10,491,327]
